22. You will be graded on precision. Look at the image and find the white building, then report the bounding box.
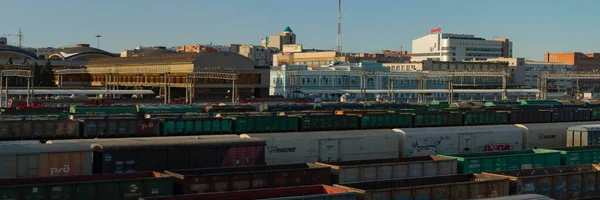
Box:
[411,33,512,62]
[487,57,573,90]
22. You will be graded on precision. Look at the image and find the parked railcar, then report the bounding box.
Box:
[240,129,401,165]
[0,143,93,179]
[91,138,266,174]
[395,125,527,157]
[518,121,600,149]
[0,120,79,140]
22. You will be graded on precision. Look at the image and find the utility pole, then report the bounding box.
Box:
[2,29,24,48]
[336,0,342,53]
[95,34,102,49]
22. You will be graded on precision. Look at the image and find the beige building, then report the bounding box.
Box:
[238,45,278,66]
[261,26,296,50]
[273,51,355,67]
[63,52,270,98]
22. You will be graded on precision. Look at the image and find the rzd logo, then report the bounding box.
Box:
[129,184,139,193]
[50,165,70,176]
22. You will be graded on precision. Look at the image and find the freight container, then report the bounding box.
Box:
[0,143,93,178]
[334,173,509,200]
[395,125,527,157]
[160,118,233,135]
[519,121,600,149]
[81,119,160,138]
[552,108,591,122]
[46,135,243,144]
[298,114,360,131]
[144,113,211,119]
[482,164,600,200]
[260,104,315,112]
[358,112,413,129]
[241,129,400,165]
[139,185,355,200]
[231,115,299,133]
[205,104,258,113]
[69,105,138,114]
[508,109,552,124]
[566,124,600,147]
[413,111,462,127]
[474,194,553,200]
[0,171,173,200]
[165,163,330,194]
[91,138,266,173]
[463,111,509,126]
[137,104,205,114]
[315,103,365,111]
[549,145,600,165]
[69,113,139,120]
[363,102,409,110]
[0,120,79,140]
[315,156,457,184]
[439,149,562,173]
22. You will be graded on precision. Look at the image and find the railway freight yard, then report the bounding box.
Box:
[3,1,600,199]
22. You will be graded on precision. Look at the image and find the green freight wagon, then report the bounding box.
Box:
[358,112,413,129]
[137,105,204,114]
[463,111,509,126]
[230,115,299,133]
[161,118,233,135]
[0,171,173,200]
[592,109,600,121]
[413,111,462,127]
[70,105,138,115]
[298,114,359,131]
[439,149,562,173]
[549,145,600,165]
[428,100,450,109]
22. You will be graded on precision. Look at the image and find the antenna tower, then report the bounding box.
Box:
[336,0,342,53]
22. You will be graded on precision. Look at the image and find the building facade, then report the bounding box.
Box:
[238,45,278,66]
[544,52,600,90]
[411,33,512,62]
[270,62,450,101]
[176,44,218,53]
[273,51,356,67]
[261,27,296,50]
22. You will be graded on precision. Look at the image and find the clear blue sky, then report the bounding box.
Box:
[1,0,598,60]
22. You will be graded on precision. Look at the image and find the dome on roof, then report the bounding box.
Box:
[283,26,293,33]
[47,44,115,60]
[0,45,38,59]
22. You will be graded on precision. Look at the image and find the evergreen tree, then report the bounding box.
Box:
[33,62,42,87]
[41,59,55,87]
[5,57,13,65]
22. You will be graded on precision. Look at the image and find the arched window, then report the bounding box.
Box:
[302,78,305,85]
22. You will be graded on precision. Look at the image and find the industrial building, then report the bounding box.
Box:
[543,52,600,91]
[411,32,512,62]
[59,52,269,99]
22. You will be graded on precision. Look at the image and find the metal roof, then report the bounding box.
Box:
[92,138,265,152]
[0,45,38,59]
[0,143,92,155]
[6,89,155,95]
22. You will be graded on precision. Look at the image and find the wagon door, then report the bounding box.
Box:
[17,155,38,177]
[318,139,339,162]
[458,134,476,154]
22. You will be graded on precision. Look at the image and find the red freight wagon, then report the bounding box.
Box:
[0,143,93,178]
[91,138,266,174]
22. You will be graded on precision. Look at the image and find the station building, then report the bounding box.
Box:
[411,32,512,62]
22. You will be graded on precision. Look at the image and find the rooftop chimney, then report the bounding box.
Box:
[76,44,90,47]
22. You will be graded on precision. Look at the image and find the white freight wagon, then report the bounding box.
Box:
[395,125,527,157]
[566,124,600,147]
[241,129,400,165]
[518,121,600,148]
